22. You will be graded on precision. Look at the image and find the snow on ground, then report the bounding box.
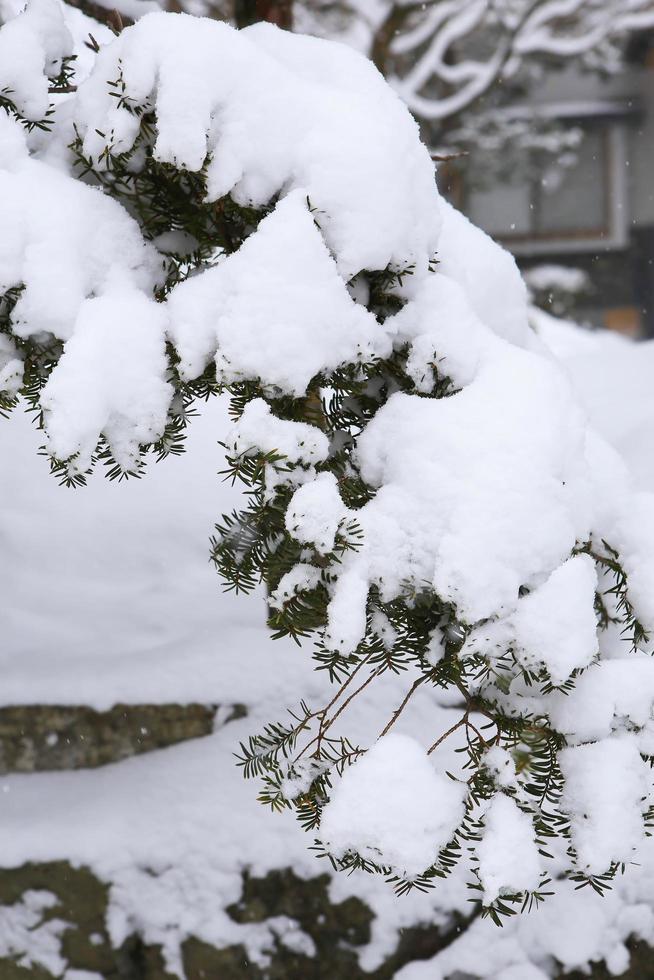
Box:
[0,699,468,976]
[535,309,654,490]
[0,400,312,707]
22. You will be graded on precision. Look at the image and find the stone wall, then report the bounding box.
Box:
[0,704,652,980]
[0,704,245,773]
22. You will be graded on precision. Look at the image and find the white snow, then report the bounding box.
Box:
[285,472,347,555]
[0,0,72,120]
[319,733,466,878]
[7,4,651,694]
[476,794,541,904]
[560,736,651,875]
[39,288,171,471]
[226,397,329,467]
[484,747,518,790]
[390,272,489,390]
[511,554,599,684]
[270,563,322,610]
[610,492,654,637]
[3,380,654,977]
[437,200,530,348]
[0,111,169,466]
[0,115,161,345]
[548,659,654,744]
[395,875,654,978]
[0,890,69,976]
[321,336,592,650]
[74,11,441,281]
[167,191,386,395]
[3,2,654,976]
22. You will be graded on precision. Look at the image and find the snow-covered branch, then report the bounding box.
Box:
[4,0,654,917]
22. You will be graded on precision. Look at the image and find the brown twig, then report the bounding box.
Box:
[313,652,373,755]
[378,673,430,739]
[323,666,383,736]
[321,653,372,725]
[293,661,382,764]
[427,713,468,755]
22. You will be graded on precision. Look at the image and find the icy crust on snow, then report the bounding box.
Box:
[167,191,387,394]
[0,0,72,121]
[74,10,441,280]
[319,734,466,878]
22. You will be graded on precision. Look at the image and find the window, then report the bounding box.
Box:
[460,116,629,255]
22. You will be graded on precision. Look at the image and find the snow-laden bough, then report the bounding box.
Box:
[2,0,654,916]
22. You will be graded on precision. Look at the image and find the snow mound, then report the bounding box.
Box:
[560,737,652,875]
[39,288,171,470]
[511,554,598,685]
[320,734,465,878]
[477,795,541,904]
[321,333,593,648]
[167,190,386,394]
[0,0,72,120]
[0,115,161,345]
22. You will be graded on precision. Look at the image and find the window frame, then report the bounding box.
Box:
[446,102,634,257]
[499,122,629,256]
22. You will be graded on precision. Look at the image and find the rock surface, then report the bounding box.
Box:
[0,704,245,772]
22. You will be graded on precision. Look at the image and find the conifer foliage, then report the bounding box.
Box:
[3,0,654,920]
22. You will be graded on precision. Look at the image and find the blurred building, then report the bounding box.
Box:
[442,34,654,338]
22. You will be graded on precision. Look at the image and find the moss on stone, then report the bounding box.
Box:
[1,861,653,979]
[0,703,246,773]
